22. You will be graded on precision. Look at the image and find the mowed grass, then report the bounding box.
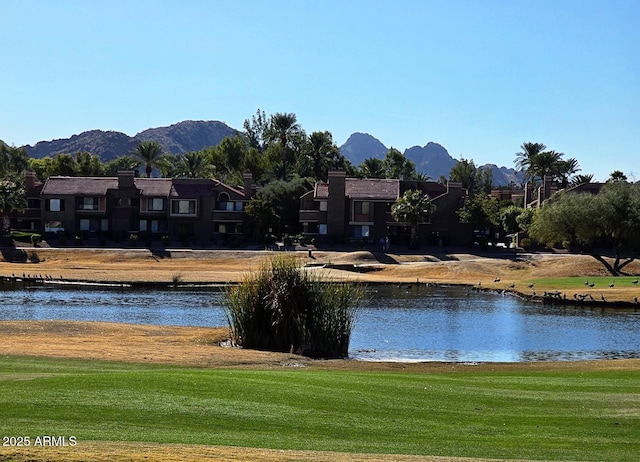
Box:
[1,357,639,461]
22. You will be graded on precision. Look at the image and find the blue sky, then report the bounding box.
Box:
[2,0,638,181]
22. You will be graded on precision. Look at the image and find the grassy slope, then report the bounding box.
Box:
[1,356,638,462]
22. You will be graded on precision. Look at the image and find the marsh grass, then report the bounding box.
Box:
[225,256,361,358]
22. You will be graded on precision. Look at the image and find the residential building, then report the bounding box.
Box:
[300,171,473,247]
[15,171,255,246]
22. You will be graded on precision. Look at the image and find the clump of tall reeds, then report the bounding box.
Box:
[224,256,360,358]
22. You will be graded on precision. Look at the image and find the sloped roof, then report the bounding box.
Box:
[41,177,118,196]
[345,178,400,200]
[134,178,172,197]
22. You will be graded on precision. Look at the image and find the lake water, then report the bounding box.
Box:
[1,283,638,362]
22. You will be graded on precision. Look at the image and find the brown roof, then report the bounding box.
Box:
[42,177,118,196]
[345,178,400,200]
[134,178,172,197]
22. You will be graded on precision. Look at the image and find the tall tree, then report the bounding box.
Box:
[75,151,105,176]
[0,143,28,180]
[175,151,215,178]
[359,157,386,179]
[382,148,416,180]
[449,157,492,195]
[300,131,340,182]
[267,112,300,180]
[391,190,436,248]
[133,140,164,177]
[0,179,25,240]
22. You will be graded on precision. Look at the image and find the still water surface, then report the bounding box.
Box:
[1,284,638,362]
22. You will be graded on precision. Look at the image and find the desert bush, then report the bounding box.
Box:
[224,256,361,358]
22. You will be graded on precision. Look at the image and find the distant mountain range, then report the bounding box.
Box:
[339,132,523,186]
[14,120,522,186]
[22,120,239,161]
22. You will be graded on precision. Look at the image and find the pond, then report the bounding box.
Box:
[1,283,638,362]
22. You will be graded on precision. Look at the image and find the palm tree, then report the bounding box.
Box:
[175,151,215,178]
[305,131,338,182]
[391,190,436,248]
[359,157,386,179]
[515,142,546,177]
[571,174,594,187]
[556,157,581,188]
[269,113,300,180]
[133,141,164,177]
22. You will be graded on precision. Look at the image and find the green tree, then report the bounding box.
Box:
[382,148,416,180]
[529,192,595,251]
[51,153,78,176]
[175,151,215,178]
[267,112,301,180]
[244,196,281,242]
[607,170,627,183]
[133,141,164,177]
[515,142,570,185]
[299,131,340,182]
[571,174,594,186]
[103,156,140,176]
[0,179,25,240]
[254,177,313,236]
[75,151,105,176]
[0,143,28,180]
[457,194,501,234]
[391,189,436,248]
[449,157,493,195]
[359,157,386,179]
[530,182,640,273]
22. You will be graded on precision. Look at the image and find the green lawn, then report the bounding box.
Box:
[1,356,638,461]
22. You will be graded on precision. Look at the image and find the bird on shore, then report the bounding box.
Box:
[633,278,639,286]
[494,277,501,282]
[601,293,606,302]
[509,282,515,289]
[609,281,615,288]
[527,283,535,288]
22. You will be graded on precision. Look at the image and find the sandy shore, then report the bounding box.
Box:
[2,246,640,303]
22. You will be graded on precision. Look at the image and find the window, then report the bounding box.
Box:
[353,201,372,222]
[139,220,148,232]
[218,223,226,234]
[148,198,165,211]
[319,224,328,235]
[353,225,370,238]
[48,198,63,212]
[78,197,99,210]
[235,201,244,211]
[319,200,328,211]
[80,219,90,231]
[27,198,41,209]
[101,219,109,232]
[171,199,197,215]
[45,221,64,232]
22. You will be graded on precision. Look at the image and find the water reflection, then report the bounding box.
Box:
[1,284,638,362]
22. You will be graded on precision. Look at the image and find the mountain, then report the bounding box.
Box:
[339,132,388,166]
[24,120,237,161]
[134,120,238,155]
[339,133,523,186]
[483,164,524,187]
[404,142,457,181]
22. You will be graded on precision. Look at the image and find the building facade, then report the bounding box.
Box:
[13,171,255,246]
[300,171,473,247]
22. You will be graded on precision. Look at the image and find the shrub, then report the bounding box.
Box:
[520,237,532,249]
[224,256,361,358]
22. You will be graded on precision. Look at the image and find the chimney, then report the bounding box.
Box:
[243,171,254,199]
[118,170,135,189]
[327,170,346,238]
[25,171,40,191]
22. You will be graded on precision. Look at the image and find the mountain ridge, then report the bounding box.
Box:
[17,120,522,186]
